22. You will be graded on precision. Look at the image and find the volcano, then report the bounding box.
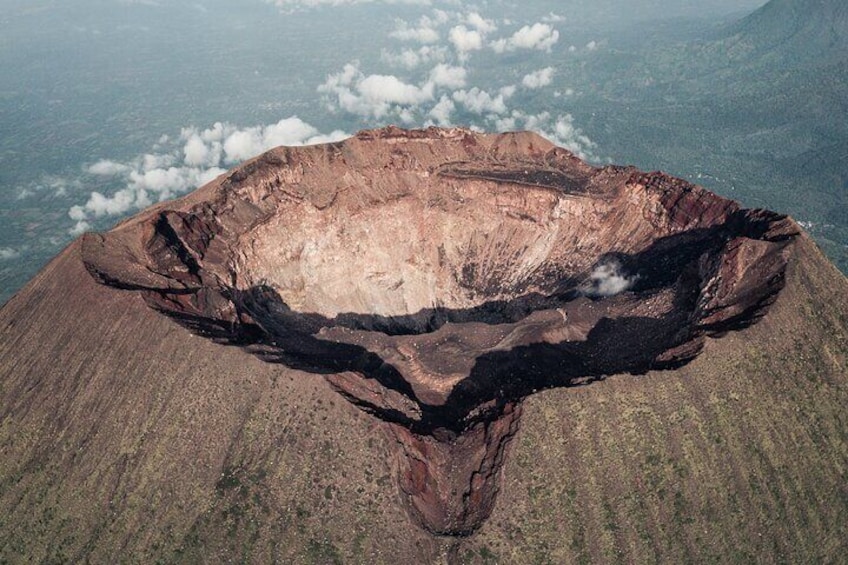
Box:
[1,127,846,562]
[727,0,848,60]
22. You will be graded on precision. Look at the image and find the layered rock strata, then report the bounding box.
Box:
[81,126,798,535]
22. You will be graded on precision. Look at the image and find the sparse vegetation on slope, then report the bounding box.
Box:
[0,136,846,562]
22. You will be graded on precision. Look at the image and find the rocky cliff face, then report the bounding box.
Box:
[78,126,798,535]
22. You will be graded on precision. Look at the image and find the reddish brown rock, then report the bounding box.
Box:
[79,126,799,535]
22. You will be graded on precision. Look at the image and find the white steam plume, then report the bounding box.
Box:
[580,258,638,297]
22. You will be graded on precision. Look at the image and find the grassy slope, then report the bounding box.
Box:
[465,234,848,564]
[0,241,443,564]
[0,233,846,564]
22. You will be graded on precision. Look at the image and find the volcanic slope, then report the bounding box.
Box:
[1,127,847,563]
[724,0,848,63]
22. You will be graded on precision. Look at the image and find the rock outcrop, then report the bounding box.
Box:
[79,126,798,535]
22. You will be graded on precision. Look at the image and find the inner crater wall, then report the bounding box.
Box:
[80,126,799,536]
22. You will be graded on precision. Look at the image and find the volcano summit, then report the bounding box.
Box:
[1,127,846,562]
[81,127,796,534]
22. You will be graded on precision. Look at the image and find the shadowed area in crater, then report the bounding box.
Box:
[183,214,778,430]
[79,127,799,536]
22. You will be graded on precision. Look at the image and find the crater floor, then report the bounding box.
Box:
[81,126,798,535]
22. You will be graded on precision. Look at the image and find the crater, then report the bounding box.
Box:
[81,126,799,536]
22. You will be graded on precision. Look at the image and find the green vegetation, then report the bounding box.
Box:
[468,243,848,563]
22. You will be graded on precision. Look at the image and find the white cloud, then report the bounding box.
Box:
[499,85,517,98]
[429,95,455,125]
[68,117,347,234]
[521,67,555,89]
[178,124,226,169]
[443,12,499,60]
[533,114,597,161]
[77,188,149,218]
[68,205,88,222]
[358,74,434,105]
[15,175,80,200]
[55,6,604,248]
[586,40,598,51]
[428,63,467,89]
[319,62,446,120]
[69,220,92,236]
[141,152,176,171]
[492,115,517,131]
[487,109,597,161]
[382,9,502,63]
[0,247,20,261]
[491,23,559,53]
[449,25,484,57]
[183,135,211,167]
[318,36,596,161]
[389,20,439,44]
[397,107,416,124]
[452,87,510,115]
[541,12,566,23]
[381,45,448,69]
[465,12,497,34]
[221,116,338,162]
[381,48,422,69]
[15,187,35,200]
[320,62,360,92]
[430,8,450,25]
[266,0,431,9]
[88,160,131,176]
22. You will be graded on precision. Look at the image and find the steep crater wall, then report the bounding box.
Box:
[81,126,798,535]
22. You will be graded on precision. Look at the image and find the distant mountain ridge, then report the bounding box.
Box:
[727,0,848,62]
[580,0,848,273]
